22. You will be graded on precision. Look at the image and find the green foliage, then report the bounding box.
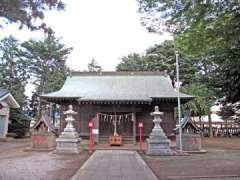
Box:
[0,35,72,135]
[0,36,30,137]
[22,35,72,94]
[116,53,147,71]
[0,0,65,32]
[117,40,198,85]
[87,58,102,72]
[181,83,215,117]
[21,35,72,118]
[0,36,29,106]
[8,109,30,138]
[138,0,240,104]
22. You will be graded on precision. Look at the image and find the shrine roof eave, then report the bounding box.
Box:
[41,96,193,104]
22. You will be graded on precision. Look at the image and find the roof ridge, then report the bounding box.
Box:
[70,71,168,76]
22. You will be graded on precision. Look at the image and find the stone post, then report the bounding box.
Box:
[56,105,80,154]
[146,106,174,155]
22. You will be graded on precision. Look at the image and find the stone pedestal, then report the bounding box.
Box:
[146,106,175,155]
[176,134,202,152]
[31,132,56,150]
[56,105,80,154]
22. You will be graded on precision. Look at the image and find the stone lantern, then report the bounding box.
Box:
[146,106,174,155]
[56,105,80,154]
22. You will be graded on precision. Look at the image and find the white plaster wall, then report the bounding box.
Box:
[0,100,10,137]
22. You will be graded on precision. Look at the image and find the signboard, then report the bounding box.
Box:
[93,129,99,134]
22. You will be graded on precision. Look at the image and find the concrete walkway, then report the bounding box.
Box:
[71,150,158,180]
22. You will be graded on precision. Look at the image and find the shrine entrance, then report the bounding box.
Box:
[97,112,136,144]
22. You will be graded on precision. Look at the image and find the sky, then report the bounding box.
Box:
[1,0,171,71]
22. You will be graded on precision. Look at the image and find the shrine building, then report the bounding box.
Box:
[41,71,193,143]
[0,88,20,139]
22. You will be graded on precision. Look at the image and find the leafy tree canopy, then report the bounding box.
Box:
[181,83,215,117]
[138,0,240,104]
[0,36,30,137]
[0,35,72,135]
[117,40,198,85]
[22,35,72,118]
[22,35,72,94]
[0,0,65,32]
[87,58,102,72]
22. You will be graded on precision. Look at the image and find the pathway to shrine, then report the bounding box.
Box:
[71,150,158,180]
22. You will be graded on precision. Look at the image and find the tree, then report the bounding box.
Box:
[22,35,72,118]
[0,36,30,137]
[0,0,65,32]
[117,40,198,85]
[116,53,147,71]
[87,59,102,72]
[138,0,240,104]
[22,35,72,94]
[181,83,215,137]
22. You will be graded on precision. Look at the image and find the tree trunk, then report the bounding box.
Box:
[208,112,213,138]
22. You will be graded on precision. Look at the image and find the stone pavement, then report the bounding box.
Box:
[71,150,158,180]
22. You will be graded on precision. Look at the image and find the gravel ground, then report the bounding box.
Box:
[143,137,240,180]
[0,138,89,180]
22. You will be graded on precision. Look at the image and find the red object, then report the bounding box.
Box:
[138,122,143,153]
[88,121,94,128]
[88,121,93,153]
[138,122,143,128]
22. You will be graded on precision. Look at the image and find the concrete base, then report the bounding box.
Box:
[146,126,176,156]
[55,138,80,154]
[146,138,175,155]
[0,137,7,142]
[24,147,55,152]
[176,134,202,152]
[181,149,207,154]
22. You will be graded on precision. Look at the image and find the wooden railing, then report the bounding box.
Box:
[203,127,240,137]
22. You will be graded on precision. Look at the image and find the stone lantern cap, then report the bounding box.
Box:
[63,105,77,115]
[150,106,164,116]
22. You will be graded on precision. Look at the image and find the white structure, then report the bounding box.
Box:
[192,105,225,128]
[0,89,20,138]
[56,105,80,154]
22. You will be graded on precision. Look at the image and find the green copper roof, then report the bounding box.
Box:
[42,72,193,102]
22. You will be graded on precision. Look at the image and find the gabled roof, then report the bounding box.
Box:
[41,71,193,103]
[0,88,20,108]
[32,114,56,133]
[0,88,8,98]
[174,113,201,133]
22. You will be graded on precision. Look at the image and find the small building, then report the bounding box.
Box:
[41,72,193,143]
[175,114,203,152]
[30,114,57,150]
[0,88,20,139]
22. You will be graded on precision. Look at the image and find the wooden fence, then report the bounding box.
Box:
[203,127,240,137]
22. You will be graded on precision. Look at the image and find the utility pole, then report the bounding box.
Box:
[176,50,182,153]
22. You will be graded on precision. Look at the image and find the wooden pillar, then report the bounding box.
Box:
[132,113,136,144]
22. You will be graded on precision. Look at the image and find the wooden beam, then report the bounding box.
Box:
[132,113,136,144]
